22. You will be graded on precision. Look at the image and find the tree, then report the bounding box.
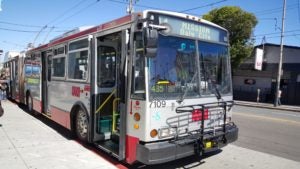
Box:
[203,6,258,69]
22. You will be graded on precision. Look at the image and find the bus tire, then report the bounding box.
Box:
[75,108,88,142]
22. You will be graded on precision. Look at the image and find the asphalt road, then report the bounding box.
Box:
[232,105,300,162]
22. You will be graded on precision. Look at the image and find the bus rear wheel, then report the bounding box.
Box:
[75,108,88,142]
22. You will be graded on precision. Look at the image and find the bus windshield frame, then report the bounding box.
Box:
[145,12,232,101]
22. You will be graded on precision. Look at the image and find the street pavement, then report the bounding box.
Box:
[1,100,300,169]
[0,100,120,169]
[232,104,300,162]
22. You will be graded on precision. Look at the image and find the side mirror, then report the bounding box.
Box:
[143,28,158,58]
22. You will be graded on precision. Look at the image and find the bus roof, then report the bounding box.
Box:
[28,10,227,53]
[28,14,133,53]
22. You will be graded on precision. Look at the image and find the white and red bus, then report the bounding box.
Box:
[4,10,238,165]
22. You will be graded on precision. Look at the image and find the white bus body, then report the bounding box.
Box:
[7,10,238,165]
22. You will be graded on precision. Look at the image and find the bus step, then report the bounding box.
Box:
[111,132,119,144]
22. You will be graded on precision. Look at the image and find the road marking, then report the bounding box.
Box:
[270,111,300,118]
[234,112,300,126]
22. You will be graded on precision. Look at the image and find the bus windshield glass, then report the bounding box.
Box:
[147,12,231,100]
[148,35,198,100]
[148,35,231,100]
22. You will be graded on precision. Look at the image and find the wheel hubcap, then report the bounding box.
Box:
[76,110,88,138]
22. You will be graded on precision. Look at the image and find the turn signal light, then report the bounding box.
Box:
[134,113,141,121]
[150,129,158,138]
[134,123,139,129]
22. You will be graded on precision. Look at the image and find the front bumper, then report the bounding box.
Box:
[136,123,238,165]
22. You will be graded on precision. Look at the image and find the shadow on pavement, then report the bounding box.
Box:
[8,99,224,169]
[129,149,222,169]
[15,100,74,140]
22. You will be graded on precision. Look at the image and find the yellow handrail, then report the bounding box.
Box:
[95,89,116,114]
[112,98,121,133]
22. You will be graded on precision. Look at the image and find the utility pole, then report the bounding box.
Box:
[127,0,138,14]
[274,0,286,107]
[127,0,133,14]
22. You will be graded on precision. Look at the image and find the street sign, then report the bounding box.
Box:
[254,48,263,71]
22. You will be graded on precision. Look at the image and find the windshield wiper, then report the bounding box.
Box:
[201,57,222,100]
[177,72,198,103]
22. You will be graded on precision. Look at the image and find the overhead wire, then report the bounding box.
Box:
[29,0,99,46]
[254,29,300,38]
[106,0,165,11]
[46,0,89,26]
[255,3,298,16]
[3,0,300,49]
[0,1,91,46]
[31,0,101,46]
[1,41,26,48]
[43,26,55,44]
[255,33,300,40]
[0,20,73,30]
[0,26,70,33]
[180,0,227,13]
[0,21,42,28]
[0,27,41,33]
[53,0,101,26]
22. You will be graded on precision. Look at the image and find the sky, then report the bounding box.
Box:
[0,0,299,56]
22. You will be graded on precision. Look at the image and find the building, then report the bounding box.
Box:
[233,43,300,105]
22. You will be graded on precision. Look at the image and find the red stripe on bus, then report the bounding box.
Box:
[125,135,139,164]
[98,15,132,32]
[32,98,42,113]
[50,106,71,130]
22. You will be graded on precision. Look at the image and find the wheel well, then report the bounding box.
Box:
[70,103,89,135]
[70,105,80,135]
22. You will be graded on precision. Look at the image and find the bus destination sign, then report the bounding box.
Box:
[158,15,227,43]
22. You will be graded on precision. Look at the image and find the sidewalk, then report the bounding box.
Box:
[0,100,120,169]
[234,100,300,112]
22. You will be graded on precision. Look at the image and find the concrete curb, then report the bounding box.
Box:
[234,101,300,113]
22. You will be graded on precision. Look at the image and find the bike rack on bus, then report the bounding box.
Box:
[168,101,234,153]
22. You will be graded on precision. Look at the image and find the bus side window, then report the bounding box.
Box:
[52,57,65,77]
[97,46,116,87]
[68,51,88,80]
[68,39,89,80]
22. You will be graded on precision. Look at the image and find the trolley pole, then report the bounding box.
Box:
[274,0,286,107]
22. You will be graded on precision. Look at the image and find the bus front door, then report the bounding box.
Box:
[93,31,126,160]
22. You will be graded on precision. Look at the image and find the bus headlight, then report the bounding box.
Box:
[158,127,177,138]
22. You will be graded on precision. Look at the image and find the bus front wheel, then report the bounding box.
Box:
[75,108,88,142]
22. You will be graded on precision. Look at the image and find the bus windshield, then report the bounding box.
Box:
[148,35,231,100]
